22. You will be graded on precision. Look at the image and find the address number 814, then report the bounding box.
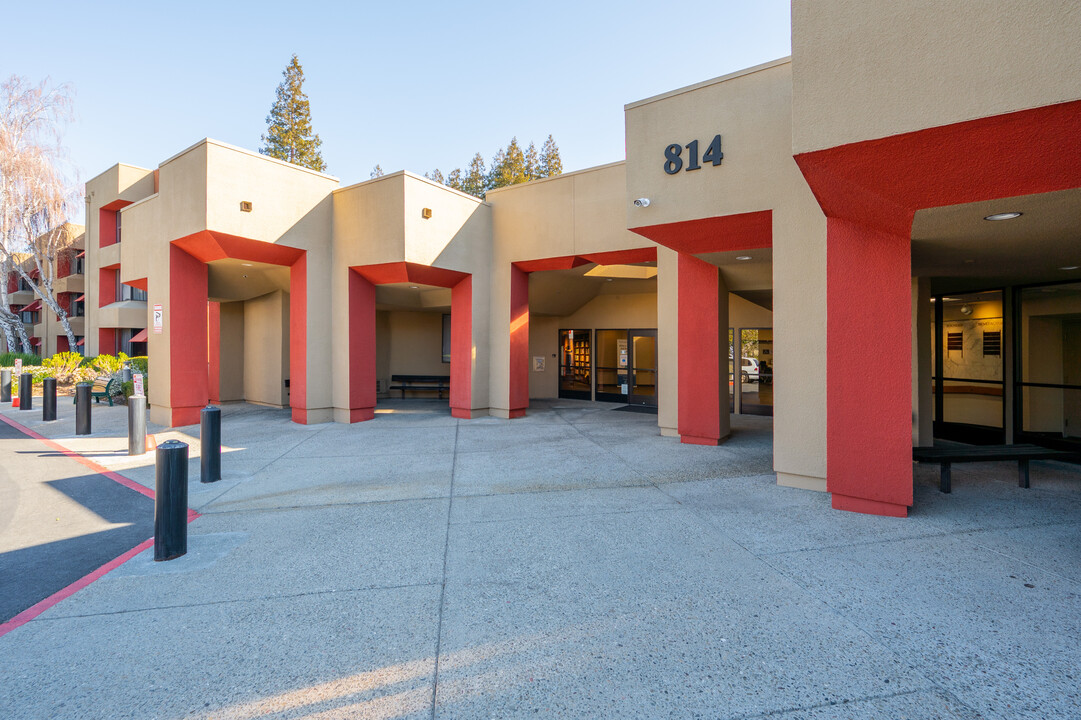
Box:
[663,135,723,175]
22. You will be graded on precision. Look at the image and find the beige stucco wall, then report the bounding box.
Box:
[387,311,450,378]
[625,59,827,489]
[792,1,1081,154]
[218,301,245,402]
[243,290,289,407]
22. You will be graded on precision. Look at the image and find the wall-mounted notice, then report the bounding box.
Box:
[533,356,545,372]
[153,304,163,334]
[133,373,144,397]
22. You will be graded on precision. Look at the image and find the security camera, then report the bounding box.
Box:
[633,198,650,207]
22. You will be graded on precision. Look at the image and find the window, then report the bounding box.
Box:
[115,210,122,244]
[73,255,84,275]
[441,314,451,363]
[118,282,148,302]
[946,332,963,353]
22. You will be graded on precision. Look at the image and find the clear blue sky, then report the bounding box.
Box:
[2,0,790,209]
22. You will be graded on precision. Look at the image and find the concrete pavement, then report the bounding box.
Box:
[0,398,1078,719]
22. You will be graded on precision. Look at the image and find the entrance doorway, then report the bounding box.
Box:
[593,328,658,406]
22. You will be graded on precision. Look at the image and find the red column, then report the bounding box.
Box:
[289,255,308,423]
[168,244,209,427]
[677,253,728,445]
[348,269,376,422]
[450,276,473,419]
[826,217,912,517]
[508,265,529,418]
[208,301,221,404]
[98,328,117,355]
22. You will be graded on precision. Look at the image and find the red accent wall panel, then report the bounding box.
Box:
[509,264,530,417]
[631,211,772,255]
[98,268,117,308]
[98,328,117,356]
[450,276,473,418]
[99,209,117,248]
[826,218,912,516]
[289,255,308,424]
[348,269,376,422]
[168,244,208,427]
[57,336,69,353]
[677,253,725,445]
[6,272,16,294]
[57,252,71,279]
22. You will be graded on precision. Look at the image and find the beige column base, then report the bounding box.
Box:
[776,471,827,492]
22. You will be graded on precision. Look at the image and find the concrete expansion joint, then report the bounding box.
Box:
[429,419,460,718]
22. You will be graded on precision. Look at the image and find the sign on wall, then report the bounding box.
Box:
[133,373,144,396]
[153,304,163,334]
[663,135,723,175]
[533,356,545,372]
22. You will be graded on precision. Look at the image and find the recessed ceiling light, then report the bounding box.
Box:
[984,212,1022,221]
[409,285,419,289]
[735,256,752,261]
[1061,266,1079,271]
[241,262,253,267]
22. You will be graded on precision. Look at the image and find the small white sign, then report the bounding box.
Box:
[13,359,22,375]
[621,383,629,394]
[153,304,163,334]
[133,373,144,397]
[533,356,545,372]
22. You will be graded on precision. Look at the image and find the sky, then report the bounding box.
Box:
[1,1,791,218]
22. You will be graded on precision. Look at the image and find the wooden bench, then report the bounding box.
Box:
[388,374,450,399]
[913,444,1079,493]
[73,377,122,407]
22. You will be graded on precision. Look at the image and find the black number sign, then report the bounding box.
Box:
[663,135,722,175]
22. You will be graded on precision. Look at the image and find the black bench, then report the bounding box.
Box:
[913,444,1079,493]
[389,374,450,399]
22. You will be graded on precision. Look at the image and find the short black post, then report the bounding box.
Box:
[154,440,189,561]
[18,372,32,411]
[0,368,10,403]
[75,382,92,435]
[200,405,221,483]
[128,394,147,456]
[42,377,57,421]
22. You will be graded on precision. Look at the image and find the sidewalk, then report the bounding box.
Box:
[1,398,1079,719]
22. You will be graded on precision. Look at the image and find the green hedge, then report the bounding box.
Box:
[130,356,148,374]
[0,352,42,367]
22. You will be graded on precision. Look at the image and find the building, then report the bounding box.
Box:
[77,2,1080,517]
[2,224,87,357]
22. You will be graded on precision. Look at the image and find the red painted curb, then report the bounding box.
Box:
[0,412,201,639]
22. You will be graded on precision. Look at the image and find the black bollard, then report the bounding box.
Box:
[42,377,57,421]
[200,405,221,483]
[128,395,147,456]
[154,440,189,561]
[18,372,32,411]
[1,368,10,403]
[75,382,92,435]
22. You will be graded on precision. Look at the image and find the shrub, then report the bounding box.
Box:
[0,351,42,367]
[42,351,84,383]
[129,356,149,374]
[92,352,130,375]
[31,366,53,382]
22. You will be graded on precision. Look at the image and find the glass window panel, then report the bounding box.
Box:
[631,334,656,397]
[595,329,625,397]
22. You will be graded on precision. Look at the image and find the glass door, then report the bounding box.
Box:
[628,330,658,407]
[558,329,592,400]
[595,329,627,402]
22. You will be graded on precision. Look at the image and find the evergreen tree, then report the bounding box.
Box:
[260,55,326,172]
[425,169,445,184]
[460,153,488,198]
[370,164,384,179]
[488,137,528,189]
[446,168,463,192]
[539,135,562,178]
[524,141,539,181]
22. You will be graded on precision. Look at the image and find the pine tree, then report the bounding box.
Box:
[446,168,463,192]
[524,141,539,181]
[539,135,562,178]
[488,137,528,189]
[460,153,487,198]
[425,169,445,184]
[370,165,384,179]
[260,55,326,172]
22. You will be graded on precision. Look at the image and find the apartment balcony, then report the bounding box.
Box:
[98,300,147,329]
[98,242,121,269]
[64,316,85,336]
[9,289,34,305]
[54,274,84,294]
